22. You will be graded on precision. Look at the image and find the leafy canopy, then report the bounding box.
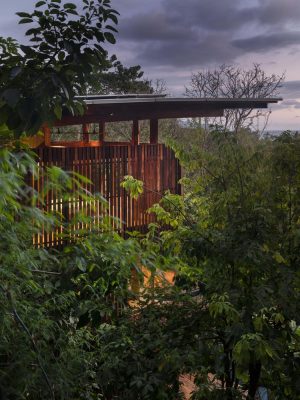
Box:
[0,0,119,136]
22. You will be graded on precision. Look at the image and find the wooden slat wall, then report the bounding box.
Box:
[30,143,181,246]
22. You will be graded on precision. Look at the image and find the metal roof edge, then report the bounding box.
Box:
[82,97,282,105]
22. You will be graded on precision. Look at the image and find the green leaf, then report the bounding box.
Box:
[63,2,77,9]
[16,12,31,17]
[1,89,20,107]
[105,25,118,33]
[35,1,46,7]
[274,313,285,324]
[104,32,116,44]
[57,51,65,62]
[54,104,62,120]
[273,252,287,264]
[25,28,41,36]
[76,257,87,272]
[66,9,78,15]
[121,176,144,199]
[19,18,34,24]
[108,13,118,25]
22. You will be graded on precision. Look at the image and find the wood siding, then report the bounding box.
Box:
[30,143,181,246]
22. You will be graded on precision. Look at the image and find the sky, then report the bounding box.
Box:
[1,0,300,130]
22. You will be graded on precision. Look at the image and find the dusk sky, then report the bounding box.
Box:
[1,0,300,130]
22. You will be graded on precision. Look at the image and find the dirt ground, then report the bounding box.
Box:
[180,375,196,399]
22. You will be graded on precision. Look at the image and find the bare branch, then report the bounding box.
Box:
[185,64,284,134]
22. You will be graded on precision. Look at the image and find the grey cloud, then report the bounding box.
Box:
[232,32,300,52]
[271,84,300,109]
[272,101,300,110]
[280,81,300,99]
[119,12,194,41]
[162,0,253,31]
[282,100,300,106]
[257,0,300,26]
[134,33,239,67]
[116,0,255,68]
[116,0,300,71]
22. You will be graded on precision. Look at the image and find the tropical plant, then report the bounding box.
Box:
[144,129,300,399]
[0,146,147,399]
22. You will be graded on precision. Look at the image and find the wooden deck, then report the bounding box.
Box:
[30,143,181,246]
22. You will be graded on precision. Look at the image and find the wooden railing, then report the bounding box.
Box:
[30,143,181,246]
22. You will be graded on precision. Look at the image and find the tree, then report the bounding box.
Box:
[145,129,300,399]
[0,0,119,137]
[0,147,148,399]
[185,64,284,135]
[0,2,145,399]
[83,56,154,95]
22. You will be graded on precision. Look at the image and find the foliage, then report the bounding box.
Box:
[84,56,155,95]
[121,175,144,199]
[0,147,148,399]
[148,129,300,399]
[95,289,204,400]
[1,2,299,399]
[0,0,119,136]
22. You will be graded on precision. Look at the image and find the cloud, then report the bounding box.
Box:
[133,33,239,67]
[232,32,300,52]
[115,0,300,71]
[271,82,300,110]
[280,81,300,99]
[257,0,300,26]
[161,0,255,32]
[120,12,193,41]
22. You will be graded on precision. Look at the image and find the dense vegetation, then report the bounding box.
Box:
[147,128,300,399]
[1,129,300,399]
[0,1,299,399]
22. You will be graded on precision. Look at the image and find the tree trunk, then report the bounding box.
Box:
[247,361,261,399]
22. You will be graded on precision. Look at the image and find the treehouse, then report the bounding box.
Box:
[26,94,280,246]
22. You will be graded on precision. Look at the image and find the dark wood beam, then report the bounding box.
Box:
[132,120,140,145]
[99,121,105,144]
[82,123,89,143]
[150,119,158,144]
[54,108,224,126]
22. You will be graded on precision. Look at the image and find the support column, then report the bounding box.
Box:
[99,121,105,145]
[82,123,90,143]
[43,124,51,146]
[150,118,158,144]
[132,120,140,145]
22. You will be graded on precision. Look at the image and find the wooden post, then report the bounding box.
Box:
[99,121,105,145]
[150,118,158,144]
[43,124,51,146]
[83,123,90,143]
[132,120,140,145]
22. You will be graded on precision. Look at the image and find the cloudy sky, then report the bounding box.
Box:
[1,0,300,130]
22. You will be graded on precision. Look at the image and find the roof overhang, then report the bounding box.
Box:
[54,95,282,126]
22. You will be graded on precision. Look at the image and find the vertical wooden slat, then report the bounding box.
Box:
[83,123,90,143]
[99,121,105,145]
[30,142,180,245]
[150,119,159,144]
[131,120,140,145]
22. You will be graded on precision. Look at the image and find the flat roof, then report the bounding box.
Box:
[55,95,282,126]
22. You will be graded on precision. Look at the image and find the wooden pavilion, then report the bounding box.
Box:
[27,94,280,246]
